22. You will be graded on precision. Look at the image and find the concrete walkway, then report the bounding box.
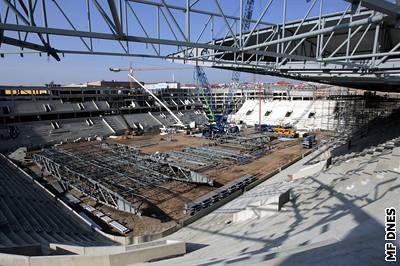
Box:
[145,140,400,265]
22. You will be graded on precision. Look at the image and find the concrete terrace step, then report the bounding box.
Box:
[103,116,128,134]
[360,160,380,176]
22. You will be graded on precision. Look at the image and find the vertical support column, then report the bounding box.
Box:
[41,0,50,45]
[372,20,380,67]
[87,0,93,51]
[256,29,259,65]
[239,0,243,48]
[27,0,34,25]
[124,0,129,53]
[157,6,160,54]
[118,0,123,33]
[280,0,287,64]
[211,15,214,61]
[319,18,325,59]
[275,25,280,65]
[186,0,190,42]
[316,0,323,59]
[346,12,353,62]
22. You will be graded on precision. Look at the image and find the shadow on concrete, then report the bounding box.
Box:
[179,143,400,265]
[185,242,209,253]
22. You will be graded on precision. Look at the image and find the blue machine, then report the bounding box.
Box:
[195,66,226,137]
[303,134,316,149]
[197,0,254,137]
[195,0,254,137]
[256,124,278,132]
[195,65,216,122]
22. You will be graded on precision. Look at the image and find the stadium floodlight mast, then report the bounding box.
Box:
[109,67,184,127]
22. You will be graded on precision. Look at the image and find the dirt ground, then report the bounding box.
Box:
[106,131,308,236]
[204,140,304,184]
[108,133,211,153]
[29,130,324,237]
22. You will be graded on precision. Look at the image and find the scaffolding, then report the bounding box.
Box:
[329,88,400,142]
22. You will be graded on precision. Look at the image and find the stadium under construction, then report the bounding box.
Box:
[0,0,400,265]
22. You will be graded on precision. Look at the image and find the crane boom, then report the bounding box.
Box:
[110,67,192,72]
[110,63,185,127]
[128,73,184,127]
[195,65,216,122]
[243,0,255,30]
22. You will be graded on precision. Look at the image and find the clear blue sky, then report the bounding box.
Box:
[0,0,347,85]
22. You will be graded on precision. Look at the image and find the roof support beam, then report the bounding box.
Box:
[2,0,59,60]
[213,0,239,47]
[0,35,59,56]
[241,13,384,52]
[107,0,122,36]
[345,0,400,18]
[128,0,275,26]
[160,0,188,41]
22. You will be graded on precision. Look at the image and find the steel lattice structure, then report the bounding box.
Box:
[0,0,400,90]
[33,143,213,214]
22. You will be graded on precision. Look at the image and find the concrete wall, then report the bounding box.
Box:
[0,254,30,266]
[0,240,186,266]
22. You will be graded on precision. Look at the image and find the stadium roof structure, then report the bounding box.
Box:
[0,0,399,91]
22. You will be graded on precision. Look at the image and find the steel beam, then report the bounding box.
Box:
[241,13,384,52]
[128,0,275,27]
[1,0,59,60]
[0,0,399,90]
[107,0,122,36]
[345,0,400,18]
[0,35,59,54]
[33,152,138,214]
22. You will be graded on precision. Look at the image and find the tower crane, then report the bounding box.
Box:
[224,0,255,120]
[110,63,193,88]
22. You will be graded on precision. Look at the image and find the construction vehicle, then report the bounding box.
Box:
[272,127,299,138]
[256,124,298,138]
[303,134,316,149]
[256,124,278,132]
[195,65,216,122]
[297,131,309,138]
[202,123,240,138]
[201,121,240,138]
[195,66,240,137]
